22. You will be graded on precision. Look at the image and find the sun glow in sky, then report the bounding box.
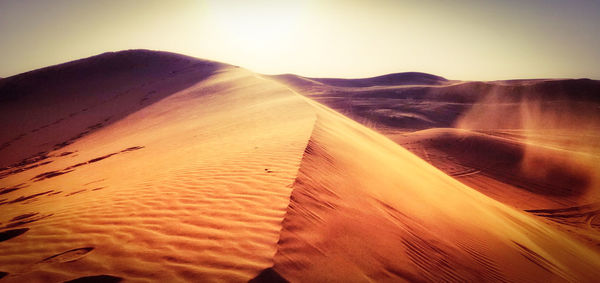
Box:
[1,0,599,80]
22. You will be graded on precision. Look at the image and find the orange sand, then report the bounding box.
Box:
[1,51,599,282]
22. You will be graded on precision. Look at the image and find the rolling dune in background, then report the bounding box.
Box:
[455,88,600,201]
[0,50,599,282]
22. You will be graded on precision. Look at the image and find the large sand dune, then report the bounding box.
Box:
[0,51,316,281]
[267,100,600,282]
[1,50,599,282]
[274,71,600,280]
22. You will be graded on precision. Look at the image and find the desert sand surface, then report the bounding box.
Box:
[0,50,316,282]
[275,72,600,263]
[1,50,599,282]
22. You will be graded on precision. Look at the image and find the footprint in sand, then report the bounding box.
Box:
[0,228,29,242]
[40,247,95,264]
[63,275,122,283]
[11,212,39,221]
[249,268,288,283]
[4,213,54,229]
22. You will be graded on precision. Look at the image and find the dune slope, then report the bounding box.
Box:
[0,50,223,168]
[395,128,599,206]
[267,99,600,282]
[391,128,600,254]
[0,53,316,282]
[274,72,600,257]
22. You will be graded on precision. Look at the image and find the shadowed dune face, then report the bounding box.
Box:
[402,129,595,199]
[0,50,223,168]
[456,86,600,202]
[389,128,600,249]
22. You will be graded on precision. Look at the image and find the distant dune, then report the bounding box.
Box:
[396,128,596,203]
[273,73,600,131]
[1,50,599,282]
[276,72,449,88]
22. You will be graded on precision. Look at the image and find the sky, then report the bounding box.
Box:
[1,0,599,80]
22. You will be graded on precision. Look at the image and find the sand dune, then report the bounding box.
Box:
[389,128,600,253]
[273,74,600,132]
[275,72,450,88]
[396,128,597,205]
[273,71,600,280]
[276,73,600,219]
[1,51,600,282]
[0,51,316,281]
[262,99,600,282]
[0,50,224,167]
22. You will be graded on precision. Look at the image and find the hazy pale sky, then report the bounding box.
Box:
[1,0,599,80]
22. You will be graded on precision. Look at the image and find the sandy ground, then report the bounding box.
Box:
[276,72,600,253]
[1,50,599,282]
[0,52,315,282]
